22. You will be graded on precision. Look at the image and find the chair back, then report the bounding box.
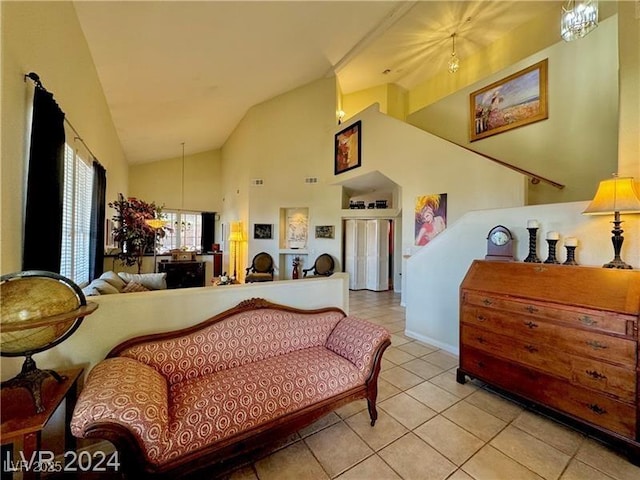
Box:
[249,252,274,274]
[304,253,334,277]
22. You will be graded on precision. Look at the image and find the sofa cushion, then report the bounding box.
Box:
[87,279,120,295]
[118,272,167,290]
[119,309,345,385]
[122,281,150,293]
[99,271,127,291]
[162,346,363,465]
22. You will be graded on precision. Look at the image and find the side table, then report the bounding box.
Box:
[1,367,83,480]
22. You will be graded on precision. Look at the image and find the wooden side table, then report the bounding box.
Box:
[1,367,83,479]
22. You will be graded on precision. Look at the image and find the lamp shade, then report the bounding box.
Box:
[228,221,245,242]
[583,177,640,215]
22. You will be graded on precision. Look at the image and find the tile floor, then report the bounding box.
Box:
[224,290,640,480]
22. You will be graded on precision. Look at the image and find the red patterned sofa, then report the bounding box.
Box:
[71,298,391,477]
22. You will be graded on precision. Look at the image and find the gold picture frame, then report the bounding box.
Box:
[470,59,548,142]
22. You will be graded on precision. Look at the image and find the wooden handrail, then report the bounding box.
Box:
[430,133,565,190]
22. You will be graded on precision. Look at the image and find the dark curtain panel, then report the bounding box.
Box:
[201,212,215,253]
[89,160,107,280]
[23,88,66,272]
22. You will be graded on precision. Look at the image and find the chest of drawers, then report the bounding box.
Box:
[457,260,640,464]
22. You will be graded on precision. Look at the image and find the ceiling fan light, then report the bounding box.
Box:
[561,0,598,42]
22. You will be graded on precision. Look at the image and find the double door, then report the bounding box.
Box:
[344,219,390,291]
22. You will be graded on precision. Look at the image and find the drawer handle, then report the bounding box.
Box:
[524,321,539,329]
[579,315,597,326]
[587,404,607,415]
[586,370,607,380]
[525,305,539,314]
[476,336,486,344]
[524,345,538,353]
[586,340,608,350]
[476,315,487,322]
[483,299,493,306]
[477,361,485,368]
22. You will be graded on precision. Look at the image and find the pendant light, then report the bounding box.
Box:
[561,0,598,42]
[448,33,460,74]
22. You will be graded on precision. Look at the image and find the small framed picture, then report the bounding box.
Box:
[315,225,334,239]
[334,120,361,175]
[254,224,272,240]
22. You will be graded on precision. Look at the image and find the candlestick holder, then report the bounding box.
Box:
[563,246,578,265]
[544,239,559,264]
[524,227,541,263]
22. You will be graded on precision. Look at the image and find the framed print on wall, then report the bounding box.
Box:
[334,120,361,175]
[415,194,447,246]
[253,223,272,240]
[470,59,548,142]
[315,225,334,239]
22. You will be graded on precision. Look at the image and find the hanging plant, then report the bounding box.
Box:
[109,194,166,273]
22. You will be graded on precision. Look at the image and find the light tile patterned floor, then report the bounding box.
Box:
[227,290,640,480]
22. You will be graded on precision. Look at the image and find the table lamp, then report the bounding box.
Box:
[583,175,640,269]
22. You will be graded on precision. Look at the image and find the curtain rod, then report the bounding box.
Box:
[24,72,103,168]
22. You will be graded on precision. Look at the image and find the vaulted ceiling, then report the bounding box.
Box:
[74,1,558,164]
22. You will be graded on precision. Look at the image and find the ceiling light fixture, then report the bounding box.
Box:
[448,33,459,74]
[561,0,598,42]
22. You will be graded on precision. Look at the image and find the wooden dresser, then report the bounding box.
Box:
[457,260,640,463]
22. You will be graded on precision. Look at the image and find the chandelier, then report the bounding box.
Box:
[561,0,598,42]
[448,33,459,74]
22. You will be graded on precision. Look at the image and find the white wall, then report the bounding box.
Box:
[221,77,342,281]
[407,16,619,206]
[339,104,527,298]
[0,1,128,274]
[405,202,640,354]
[0,273,350,381]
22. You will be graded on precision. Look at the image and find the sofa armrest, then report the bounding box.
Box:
[325,316,391,374]
[71,357,170,466]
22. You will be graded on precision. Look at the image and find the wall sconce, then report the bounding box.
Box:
[583,175,640,269]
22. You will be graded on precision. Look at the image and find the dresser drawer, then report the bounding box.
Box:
[461,347,637,438]
[463,292,634,336]
[462,325,636,402]
[461,305,636,367]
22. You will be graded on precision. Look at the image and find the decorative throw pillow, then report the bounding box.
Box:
[99,271,127,292]
[122,281,150,293]
[117,272,167,290]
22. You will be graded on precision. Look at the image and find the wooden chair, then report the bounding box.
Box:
[302,253,335,277]
[245,252,274,282]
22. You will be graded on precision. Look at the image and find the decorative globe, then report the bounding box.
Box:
[1,271,96,356]
[0,271,98,413]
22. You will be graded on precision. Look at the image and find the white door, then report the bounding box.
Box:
[345,219,367,290]
[366,219,389,291]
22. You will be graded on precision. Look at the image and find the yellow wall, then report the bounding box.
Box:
[128,149,222,212]
[0,1,128,274]
[407,16,619,206]
[341,83,408,121]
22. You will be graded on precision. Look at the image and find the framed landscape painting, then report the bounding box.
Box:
[470,59,548,142]
[315,225,334,239]
[334,120,361,175]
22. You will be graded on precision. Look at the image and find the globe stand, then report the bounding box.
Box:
[1,354,66,413]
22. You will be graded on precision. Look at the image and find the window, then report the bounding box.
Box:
[60,144,93,285]
[158,211,202,253]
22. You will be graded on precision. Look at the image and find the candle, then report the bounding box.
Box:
[564,237,578,247]
[527,219,539,229]
[546,231,560,240]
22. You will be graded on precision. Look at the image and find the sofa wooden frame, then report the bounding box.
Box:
[79,298,391,478]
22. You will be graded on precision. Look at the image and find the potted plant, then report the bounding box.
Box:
[109,194,166,273]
